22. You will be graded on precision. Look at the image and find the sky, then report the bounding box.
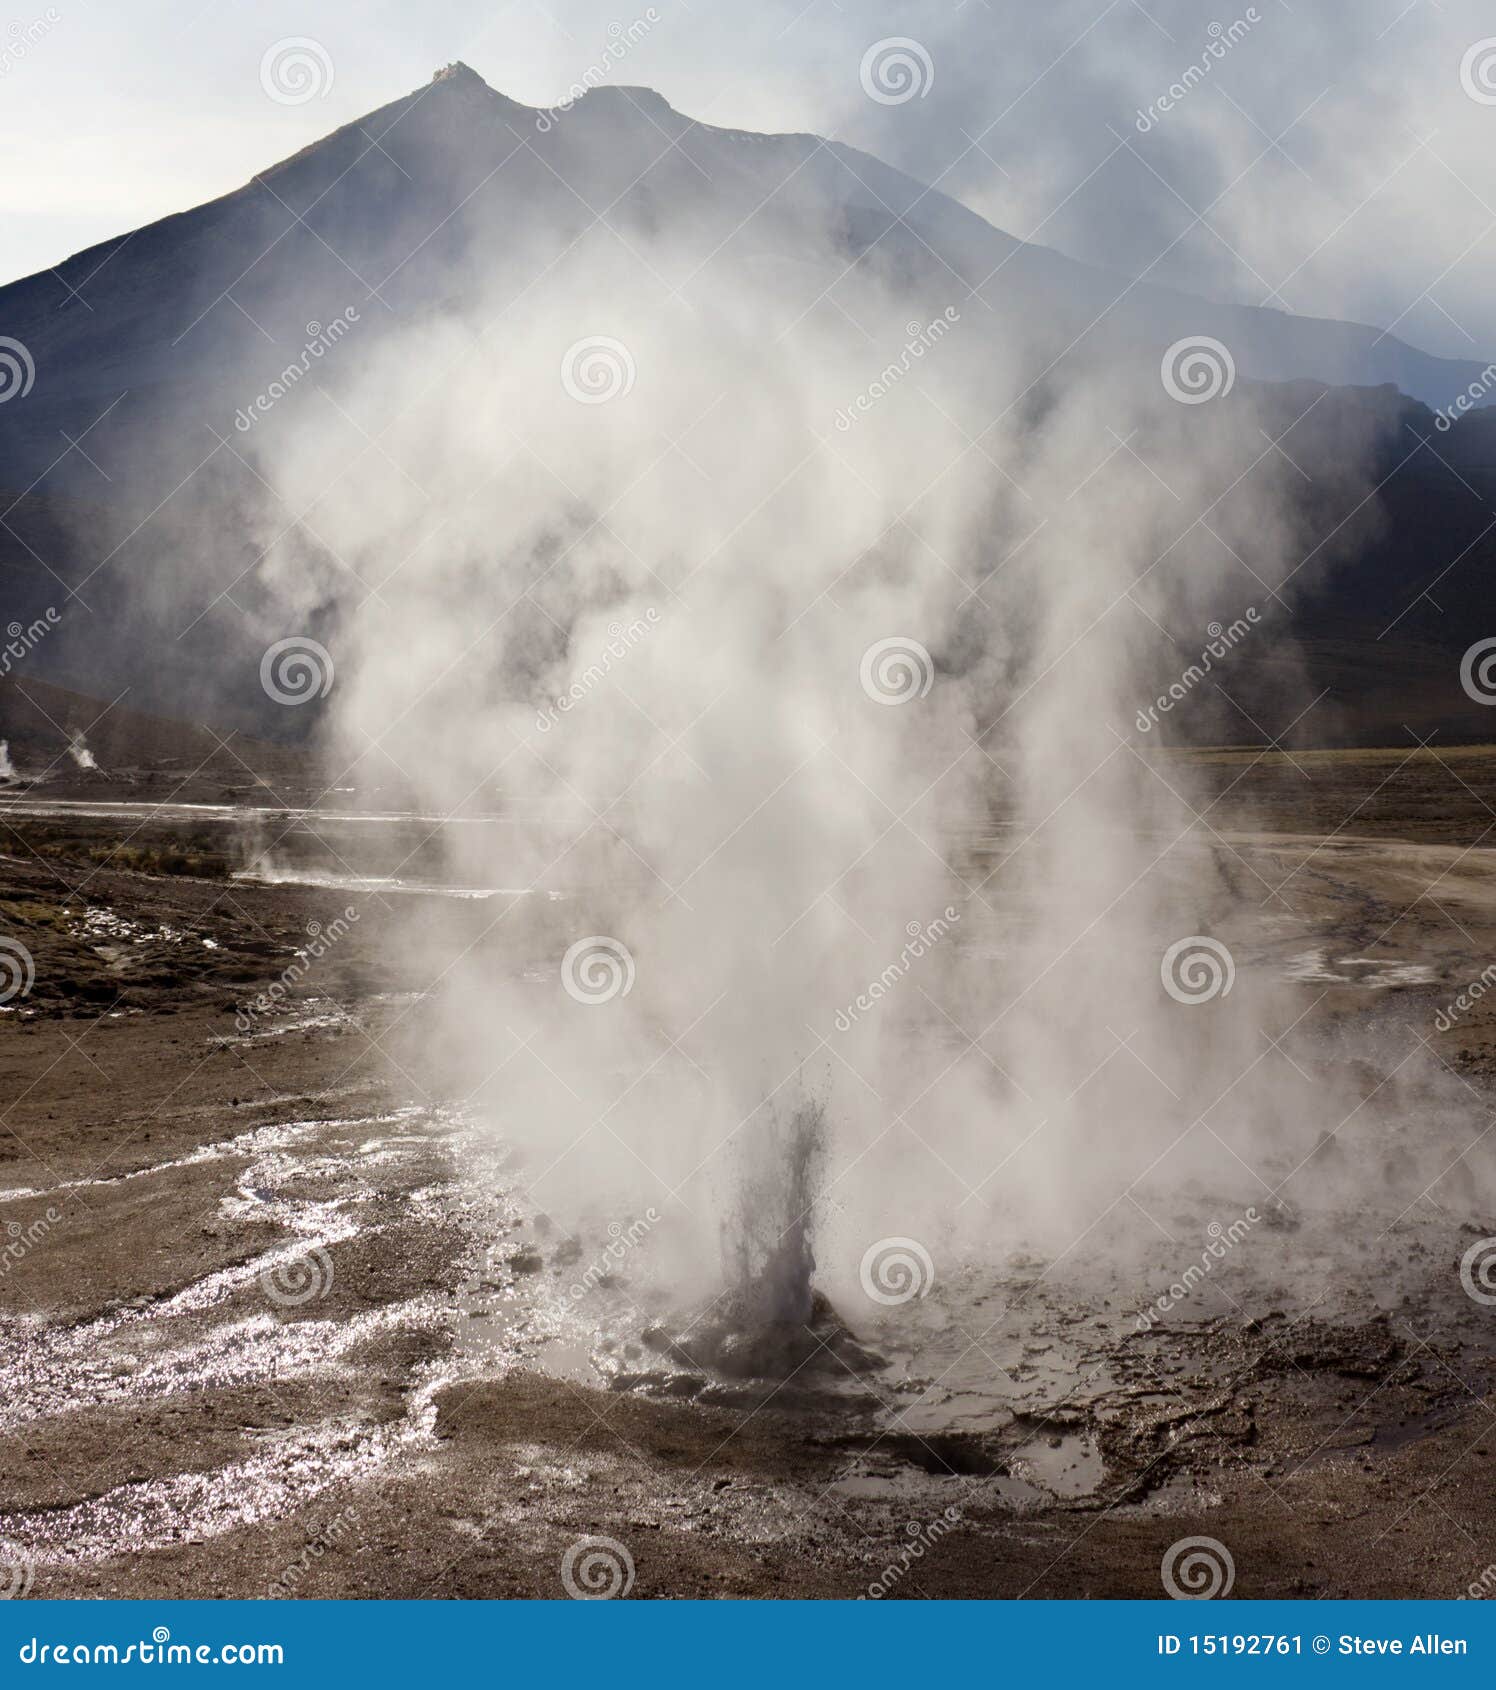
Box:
[3,0,1496,359]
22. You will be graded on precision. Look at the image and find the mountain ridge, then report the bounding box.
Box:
[1,63,1494,751]
[0,61,1489,421]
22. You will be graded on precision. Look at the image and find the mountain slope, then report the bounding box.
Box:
[1,64,1494,750]
[0,62,1488,446]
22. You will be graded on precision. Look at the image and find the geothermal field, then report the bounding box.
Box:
[3,739,1496,1599]
[3,5,1496,1612]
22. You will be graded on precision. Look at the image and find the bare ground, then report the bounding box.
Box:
[3,745,1496,1599]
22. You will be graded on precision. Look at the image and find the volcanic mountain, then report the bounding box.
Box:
[1,62,1490,439]
[0,63,1493,745]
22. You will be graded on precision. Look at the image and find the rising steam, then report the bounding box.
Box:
[127,98,1495,1337]
[67,732,97,772]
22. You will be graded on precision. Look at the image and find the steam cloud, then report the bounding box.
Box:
[89,58,1494,1334]
[196,213,1482,1329]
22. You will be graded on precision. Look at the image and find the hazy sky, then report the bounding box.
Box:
[4,0,1495,357]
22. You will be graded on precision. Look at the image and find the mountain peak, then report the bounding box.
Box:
[430,61,488,90]
[581,84,672,112]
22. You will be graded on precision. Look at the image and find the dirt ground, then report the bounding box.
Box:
[3,743,1496,1600]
